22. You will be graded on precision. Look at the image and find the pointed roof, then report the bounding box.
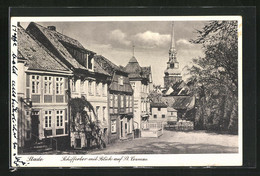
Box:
[124,57,142,79]
[18,25,71,73]
[129,56,138,63]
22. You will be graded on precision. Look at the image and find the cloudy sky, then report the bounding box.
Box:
[21,21,206,86]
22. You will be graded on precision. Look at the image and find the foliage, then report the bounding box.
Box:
[188,21,238,134]
[69,97,106,149]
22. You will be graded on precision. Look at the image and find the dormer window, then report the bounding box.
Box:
[88,55,93,70]
[118,76,123,86]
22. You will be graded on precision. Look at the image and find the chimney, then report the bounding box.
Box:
[47,26,56,31]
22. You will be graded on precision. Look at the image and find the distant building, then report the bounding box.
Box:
[27,22,110,149]
[17,25,73,152]
[94,55,134,143]
[162,22,196,127]
[150,102,168,125]
[124,54,152,134]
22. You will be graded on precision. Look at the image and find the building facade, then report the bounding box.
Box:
[17,25,73,152]
[94,55,134,143]
[124,55,152,135]
[150,102,168,125]
[27,22,110,149]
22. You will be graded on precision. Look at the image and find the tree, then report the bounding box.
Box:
[188,21,238,134]
[69,97,106,149]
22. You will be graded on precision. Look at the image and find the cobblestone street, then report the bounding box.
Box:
[25,130,238,155]
[88,130,238,154]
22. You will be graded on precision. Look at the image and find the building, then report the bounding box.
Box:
[124,53,152,135]
[94,55,134,143]
[161,22,196,128]
[17,25,73,152]
[26,22,110,149]
[150,102,168,125]
[164,22,182,90]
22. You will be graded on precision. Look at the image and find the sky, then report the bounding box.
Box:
[20,21,206,86]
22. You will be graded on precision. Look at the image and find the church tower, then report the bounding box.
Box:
[164,22,182,90]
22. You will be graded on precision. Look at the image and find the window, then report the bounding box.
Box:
[71,80,76,92]
[109,94,113,107]
[56,110,64,127]
[102,83,107,96]
[88,56,93,70]
[126,95,129,108]
[114,95,118,108]
[88,81,94,95]
[171,112,174,115]
[44,110,52,128]
[111,120,116,133]
[162,114,166,118]
[32,75,40,94]
[95,82,100,96]
[129,96,132,107]
[80,80,84,93]
[44,76,52,94]
[170,63,174,68]
[158,107,161,111]
[121,95,124,108]
[153,114,157,118]
[56,77,64,94]
[118,76,123,86]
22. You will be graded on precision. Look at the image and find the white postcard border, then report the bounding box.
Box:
[10,16,243,168]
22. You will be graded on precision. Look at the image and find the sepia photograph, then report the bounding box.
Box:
[10,16,242,167]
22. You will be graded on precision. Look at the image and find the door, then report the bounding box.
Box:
[120,120,123,138]
[31,111,39,142]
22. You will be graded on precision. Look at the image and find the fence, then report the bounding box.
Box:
[165,120,194,131]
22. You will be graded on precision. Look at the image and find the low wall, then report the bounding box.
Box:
[165,121,194,131]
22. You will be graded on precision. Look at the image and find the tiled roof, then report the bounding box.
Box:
[93,55,125,75]
[150,102,167,108]
[161,96,195,110]
[27,22,87,70]
[27,22,109,77]
[18,25,71,73]
[164,80,190,96]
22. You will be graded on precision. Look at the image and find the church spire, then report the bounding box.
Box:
[170,22,175,49]
[169,22,177,62]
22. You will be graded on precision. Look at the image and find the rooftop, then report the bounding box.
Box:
[18,25,71,73]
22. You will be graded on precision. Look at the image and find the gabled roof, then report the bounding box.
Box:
[26,22,109,77]
[164,80,190,96]
[18,25,71,73]
[161,96,195,110]
[93,55,126,75]
[172,96,195,110]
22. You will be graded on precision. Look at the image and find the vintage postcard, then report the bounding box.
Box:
[10,16,242,168]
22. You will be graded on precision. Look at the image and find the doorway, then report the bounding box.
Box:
[120,120,123,138]
[31,111,39,142]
